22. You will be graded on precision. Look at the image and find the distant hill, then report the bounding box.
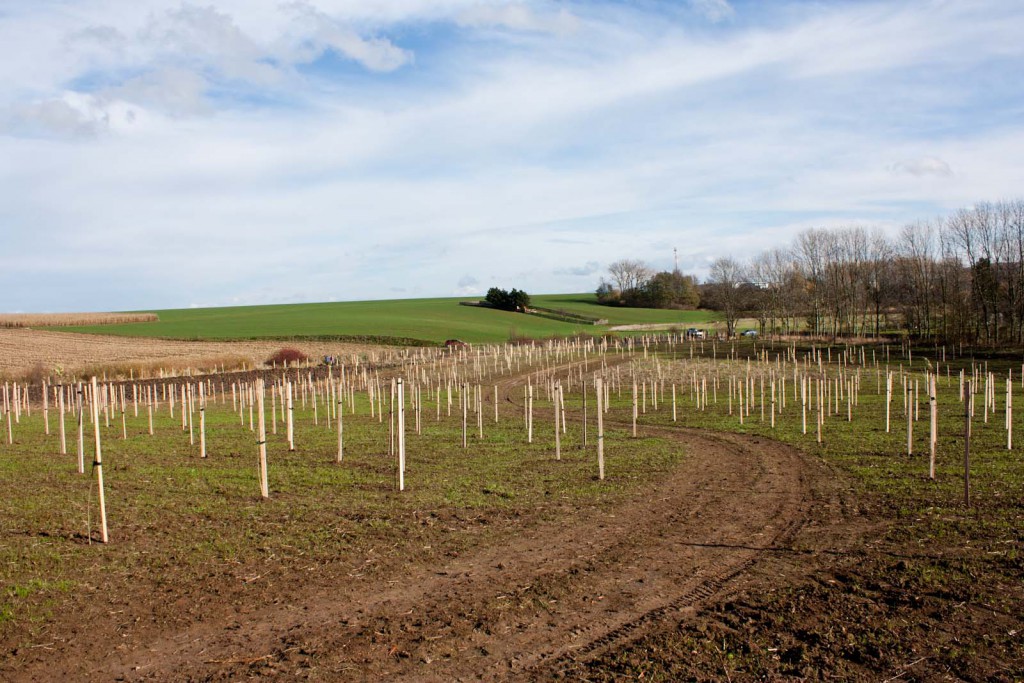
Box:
[53,293,720,345]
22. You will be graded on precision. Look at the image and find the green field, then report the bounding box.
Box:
[58,293,719,344]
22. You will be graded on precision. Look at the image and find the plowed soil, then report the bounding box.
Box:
[6,357,1016,681]
[2,361,851,683]
[81,429,809,682]
[0,328,388,378]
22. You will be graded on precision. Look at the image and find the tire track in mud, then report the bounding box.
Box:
[87,356,816,682]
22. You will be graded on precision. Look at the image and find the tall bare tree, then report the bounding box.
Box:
[704,256,747,337]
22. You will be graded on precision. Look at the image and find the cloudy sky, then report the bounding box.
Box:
[2,0,1022,312]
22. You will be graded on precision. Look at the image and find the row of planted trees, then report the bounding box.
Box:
[3,334,1012,545]
[701,199,1024,344]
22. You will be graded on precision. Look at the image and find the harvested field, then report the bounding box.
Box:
[0,328,393,380]
[0,313,158,328]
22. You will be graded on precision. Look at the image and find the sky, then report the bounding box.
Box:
[2,0,1023,312]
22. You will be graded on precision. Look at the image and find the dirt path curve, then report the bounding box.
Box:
[84,359,815,681]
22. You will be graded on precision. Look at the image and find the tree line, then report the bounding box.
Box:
[601,199,1024,344]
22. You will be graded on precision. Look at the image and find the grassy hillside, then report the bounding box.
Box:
[56,294,719,344]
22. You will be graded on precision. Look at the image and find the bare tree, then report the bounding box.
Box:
[862,230,893,338]
[606,259,653,299]
[704,256,747,337]
[794,229,828,335]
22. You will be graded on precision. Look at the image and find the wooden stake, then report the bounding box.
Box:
[554,383,561,461]
[199,382,207,458]
[336,380,344,463]
[58,387,67,455]
[286,382,295,451]
[257,380,269,498]
[964,379,971,507]
[397,378,405,491]
[90,377,109,543]
[596,377,605,481]
[632,381,638,437]
[929,374,936,479]
[76,383,85,474]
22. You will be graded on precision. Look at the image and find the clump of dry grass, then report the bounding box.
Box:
[67,354,252,382]
[0,312,158,328]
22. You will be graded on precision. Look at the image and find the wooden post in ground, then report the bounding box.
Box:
[43,382,49,435]
[90,377,109,543]
[582,379,588,447]
[58,387,67,455]
[286,382,295,451]
[187,384,194,445]
[801,376,807,435]
[4,386,11,445]
[462,383,468,449]
[336,380,344,464]
[929,373,937,479]
[596,377,605,481]
[76,383,85,474]
[632,381,638,437]
[964,379,971,507]
[257,379,269,498]
[397,378,405,491]
[1007,377,1013,451]
[527,384,533,444]
[199,382,207,458]
[886,372,892,433]
[554,382,561,461]
[907,388,913,456]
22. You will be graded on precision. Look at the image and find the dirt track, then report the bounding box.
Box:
[65,435,811,681]
[0,357,839,681]
[47,364,816,682]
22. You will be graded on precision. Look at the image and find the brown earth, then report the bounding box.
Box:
[0,328,391,379]
[4,358,1018,681]
[2,362,851,682]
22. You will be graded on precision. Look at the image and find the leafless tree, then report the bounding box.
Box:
[607,259,653,297]
[704,256,747,337]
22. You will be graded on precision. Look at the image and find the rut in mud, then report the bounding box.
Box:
[85,368,819,682]
[4,360,835,682]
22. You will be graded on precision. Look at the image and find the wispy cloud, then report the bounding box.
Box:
[889,157,954,178]
[688,0,735,23]
[1,1,1023,311]
[455,3,579,34]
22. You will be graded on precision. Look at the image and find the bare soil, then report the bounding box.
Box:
[0,359,841,683]
[0,328,389,378]
[2,358,1020,681]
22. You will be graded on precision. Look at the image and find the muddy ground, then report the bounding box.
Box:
[1,360,1021,681]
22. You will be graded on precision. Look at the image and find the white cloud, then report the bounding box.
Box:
[456,3,579,34]
[283,2,413,72]
[1,93,109,138]
[108,68,209,117]
[1,0,1023,310]
[688,0,735,23]
[889,157,954,178]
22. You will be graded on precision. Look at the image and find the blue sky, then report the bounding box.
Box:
[2,0,1023,312]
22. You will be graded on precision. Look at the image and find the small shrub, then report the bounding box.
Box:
[267,347,308,366]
